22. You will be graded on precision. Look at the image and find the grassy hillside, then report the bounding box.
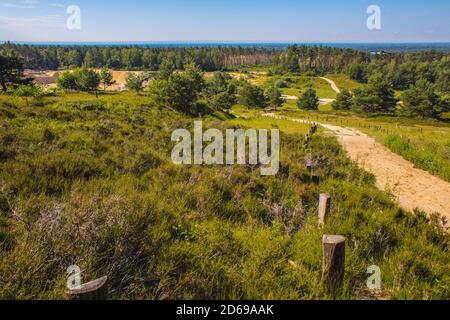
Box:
[324,74,365,92]
[0,92,448,300]
[238,73,337,99]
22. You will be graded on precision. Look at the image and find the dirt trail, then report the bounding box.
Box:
[264,114,450,221]
[281,77,340,103]
[320,77,341,94]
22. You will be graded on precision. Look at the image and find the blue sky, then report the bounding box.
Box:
[0,0,449,42]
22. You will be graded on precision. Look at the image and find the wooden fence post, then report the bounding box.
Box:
[312,173,320,184]
[306,162,314,173]
[322,235,346,293]
[66,276,108,300]
[318,193,331,227]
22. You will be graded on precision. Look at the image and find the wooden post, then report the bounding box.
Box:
[306,162,314,173]
[312,174,319,184]
[67,276,108,300]
[318,193,331,227]
[322,235,346,293]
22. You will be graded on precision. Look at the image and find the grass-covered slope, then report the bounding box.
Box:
[0,93,448,300]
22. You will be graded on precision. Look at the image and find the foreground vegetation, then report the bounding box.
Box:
[0,44,449,300]
[0,92,448,300]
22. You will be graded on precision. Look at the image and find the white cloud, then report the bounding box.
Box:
[0,14,64,28]
[49,3,64,8]
[2,3,36,9]
[2,0,41,9]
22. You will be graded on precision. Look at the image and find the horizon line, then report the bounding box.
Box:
[2,40,450,45]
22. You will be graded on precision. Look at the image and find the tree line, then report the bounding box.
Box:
[0,42,278,71]
[274,45,448,91]
[273,45,449,119]
[1,43,449,119]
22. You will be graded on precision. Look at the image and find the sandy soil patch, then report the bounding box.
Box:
[26,69,149,91]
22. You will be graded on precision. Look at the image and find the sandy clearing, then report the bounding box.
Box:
[94,70,147,91]
[26,69,149,91]
[25,70,60,85]
[264,113,450,222]
[282,95,298,100]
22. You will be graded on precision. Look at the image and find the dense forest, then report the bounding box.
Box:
[2,42,448,95]
[0,42,278,71]
[274,45,450,93]
[1,43,448,118]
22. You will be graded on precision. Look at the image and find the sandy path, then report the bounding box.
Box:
[264,114,450,221]
[320,77,341,94]
[282,95,335,104]
[281,77,340,103]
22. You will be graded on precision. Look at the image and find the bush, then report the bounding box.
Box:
[57,69,100,92]
[238,82,267,108]
[265,87,284,109]
[332,89,353,110]
[401,79,446,119]
[274,79,288,89]
[13,84,44,105]
[125,73,145,92]
[297,89,319,110]
[149,64,205,114]
[57,72,78,91]
[352,73,398,114]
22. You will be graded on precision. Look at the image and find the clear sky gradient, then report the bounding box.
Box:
[0,0,449,43]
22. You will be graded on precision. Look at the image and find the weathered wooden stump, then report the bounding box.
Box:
[66,276,108,300]
[322,235,346,293]
[318,193,331,227]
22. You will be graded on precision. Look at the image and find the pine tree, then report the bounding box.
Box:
[297,89,319,110]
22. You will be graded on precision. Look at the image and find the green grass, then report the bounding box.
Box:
[324,74,365,92]
[228,116,312,135]
[0,92,448,300]
[246,74,338,99]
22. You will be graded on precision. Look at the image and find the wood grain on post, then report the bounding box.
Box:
[318,193,331,227]
[322,235,346,293]
[66,276,108,300]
